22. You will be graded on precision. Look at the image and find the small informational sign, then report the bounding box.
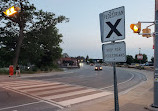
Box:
[102,41,126,62]
[137,54,143,60]
[100,6,125,43]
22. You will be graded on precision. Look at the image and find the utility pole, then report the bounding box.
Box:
[153,0,158,108]
[130,0,158,109]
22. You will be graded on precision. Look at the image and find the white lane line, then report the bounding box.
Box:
[57,91,112,106]
[0,86,64,109]
[43,89,96,100]
[2,82,47,87]
[0,80,51,87]
[33,86,83,96]
[0,80,44,85]
[100,72,135,90]
[14,82,60,89]
[0,101,43,111]
[21,84,68,92]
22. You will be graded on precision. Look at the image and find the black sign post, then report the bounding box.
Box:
[113,57,119,111]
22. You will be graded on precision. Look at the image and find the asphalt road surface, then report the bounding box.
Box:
[0,65,147,111]
[26,65,147,92]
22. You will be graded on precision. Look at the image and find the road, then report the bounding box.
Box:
[26,65,146,92]
[0,65,146,111]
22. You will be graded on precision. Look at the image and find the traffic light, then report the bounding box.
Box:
[130,22,141,33]
[142,28,151,38]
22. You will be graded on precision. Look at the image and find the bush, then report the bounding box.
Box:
[0,68,9,75]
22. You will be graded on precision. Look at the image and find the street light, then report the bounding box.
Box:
[2,5,22,67]
[139,48,141,54]
[3,6,20,17]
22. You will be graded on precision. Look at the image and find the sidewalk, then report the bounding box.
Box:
[67,69,154,111]
[0,70,66,82]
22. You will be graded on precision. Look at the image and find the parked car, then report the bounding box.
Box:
[145,62,154,66]
[95,65,102,71]
[90,63,94,66]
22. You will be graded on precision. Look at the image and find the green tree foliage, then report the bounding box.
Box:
[126,55,134,65]
[0,0,37,66]
[88,59,94,63]
[86,55,89,63]
[151,56,154,63]
[0,0,69,69]
[134,54,148,64]
[142,54,148,63]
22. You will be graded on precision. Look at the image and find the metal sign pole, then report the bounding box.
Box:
[100,6,125,111]
[153,0,158,107]
[113,62,119,111]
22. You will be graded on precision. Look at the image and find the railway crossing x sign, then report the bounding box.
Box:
[100,6,125,42]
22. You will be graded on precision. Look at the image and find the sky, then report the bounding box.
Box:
[31,0,155,60]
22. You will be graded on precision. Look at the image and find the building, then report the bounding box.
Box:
[58,57,79,68]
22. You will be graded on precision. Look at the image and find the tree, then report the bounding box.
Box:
[126,55,134,65]
[76,56,85,62]
[134,54,148,64]
[0,0,69,68]
[0,0,36,66]
[20,10,68,68]
[86,55,89,63]
[88,59,94,63]
[142,54,148,63]
[151,56,154,63]
[62,53,69,58]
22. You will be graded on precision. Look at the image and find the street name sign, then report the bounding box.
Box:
[102,41,126,62]
[100,6,125,42]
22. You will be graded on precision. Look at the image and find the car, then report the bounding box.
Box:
[95,65,102,71]
[90,63,94,66]
[145,62,154,66]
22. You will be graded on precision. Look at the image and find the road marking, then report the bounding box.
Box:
[43,89,96,100]
[100,72,135,90]
[21,84,69,92]
[0,80,112,107]
[0,101,43,111]
[13,82,60,89]
[0,85,64,109]
[33,87,84,96]
[57,92,112,106]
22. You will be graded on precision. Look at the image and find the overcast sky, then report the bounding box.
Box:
[31,0,155,60]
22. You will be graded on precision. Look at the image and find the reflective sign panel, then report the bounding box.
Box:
[100,6,125,42]
[102,41,126,62]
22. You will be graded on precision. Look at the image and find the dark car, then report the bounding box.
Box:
[145,62,154,66]
[90,63,94,66]
[95,65,102,71]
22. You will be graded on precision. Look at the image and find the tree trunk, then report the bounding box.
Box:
[13,23,24,67]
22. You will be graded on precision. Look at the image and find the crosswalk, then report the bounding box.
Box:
[0,80,112,107]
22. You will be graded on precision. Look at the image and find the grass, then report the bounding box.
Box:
[0,68,9,75]
[0,67,63,75]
